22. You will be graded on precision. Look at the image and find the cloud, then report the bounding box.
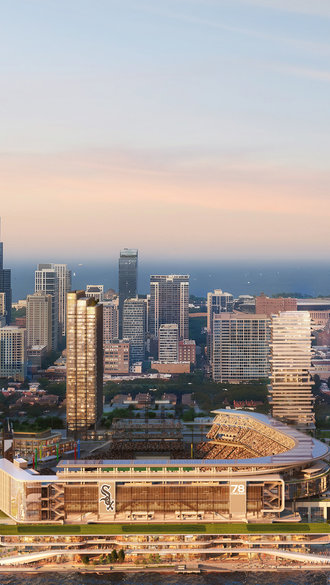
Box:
[237,0,330,18]
[134,2,330,57]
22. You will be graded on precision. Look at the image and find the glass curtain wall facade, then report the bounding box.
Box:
[66,291,103,437]
[123,298,146,363]
[270,311,315,427]
[149,275,189,340]
[118,249,138,338]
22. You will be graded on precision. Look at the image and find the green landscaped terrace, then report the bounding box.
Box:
[0,523,329,536]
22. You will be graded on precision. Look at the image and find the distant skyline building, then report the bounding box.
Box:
[149,275,189,340]
[255,293,297,317]
[123,297,146,364]
[86,284,104,302]
[103,299,119,344]
[118,249,138,338]
[0,292,6,327]
[0,221,12,325]
[35,263,71,339]
[26,291,52,351]
[212,313,270,383]
[0,326,26,381]
[104,338,130,375]
[207,289,234,362]
[66,291,103,437]
[207,289,234,331]
[179,339,196,364]
[35,265,59,350]
[53,264,72,338]
[158,323,179,362]
[270,311,315,428]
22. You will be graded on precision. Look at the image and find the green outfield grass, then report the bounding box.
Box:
[0,522,329,536]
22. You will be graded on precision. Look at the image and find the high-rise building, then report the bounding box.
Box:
[123,298,146,364]
[0,292,6,327]
[270,311,314,427]
[104,338,130,375]
[212,313,270,382]
[158,324,179,362]
[35,265,59,350]
[103,299,119,344]
[255,293,297,317]
[53,264,72,338]
[207,289,234,363]
[26,292,52,351]
[0,222,12,325]
[86,285,104,302]
[0,326,26,381]
[118,249,138,337]
[207,289,234,331]
[35,263,71,339]
[66,291,103,437]
[149,275,189,340]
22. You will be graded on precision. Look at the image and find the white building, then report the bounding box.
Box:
[158,324,179,362]
[270,311,315,428]
[86,285,104,302]
[26,292,52,351]
[0,326,26,381]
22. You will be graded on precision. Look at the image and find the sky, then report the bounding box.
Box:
[1,0,330,262]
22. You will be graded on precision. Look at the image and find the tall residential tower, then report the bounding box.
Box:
[66,291,103,437]
[270,311,314,428]
[149,274,189,339]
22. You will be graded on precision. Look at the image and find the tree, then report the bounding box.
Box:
[81,555,90,565]
[110,549,118,562]
[118,549,125,562]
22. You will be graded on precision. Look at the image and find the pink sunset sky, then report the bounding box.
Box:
[1,0,330,261]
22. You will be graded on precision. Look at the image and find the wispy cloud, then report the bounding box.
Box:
[237,0,330,18]
[134,2,330,56]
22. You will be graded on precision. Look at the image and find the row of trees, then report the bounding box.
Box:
[81,549,125,565]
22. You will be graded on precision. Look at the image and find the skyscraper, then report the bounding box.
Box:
[207,289,234,363]
[149,275,189,339]
[0,326,26,381]
[53,264,72,338]
[35,263,71,339]
[35,265,59,350]
[212,313,270,382]
[158,324,179,362]
[270,311,314,427]
[103,299,119,344]
[207,289,234,331]
[26,292,52,351]
[123,298,146,364]
[0,221,12,325]
[118,249,138,337]
[66,291,103,437]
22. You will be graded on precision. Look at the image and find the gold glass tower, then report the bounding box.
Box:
[66,291,103,437]
[270,311,315,427]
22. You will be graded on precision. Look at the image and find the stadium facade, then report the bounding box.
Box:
[0,411,328,525]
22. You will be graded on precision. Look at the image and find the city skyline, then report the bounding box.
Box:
[1,0,330,261]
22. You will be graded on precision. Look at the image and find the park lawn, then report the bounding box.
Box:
[0,522,329,536]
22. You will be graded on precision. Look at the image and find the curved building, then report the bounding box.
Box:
[0,410,328,524]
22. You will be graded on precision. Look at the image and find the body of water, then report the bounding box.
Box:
[9,260,330,301]
[0,572,329,585]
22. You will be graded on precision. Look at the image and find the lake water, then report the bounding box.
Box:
[0,572,329,585]
[9,260,330,301]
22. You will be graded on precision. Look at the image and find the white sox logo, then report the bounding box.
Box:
[100,484,115,511]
